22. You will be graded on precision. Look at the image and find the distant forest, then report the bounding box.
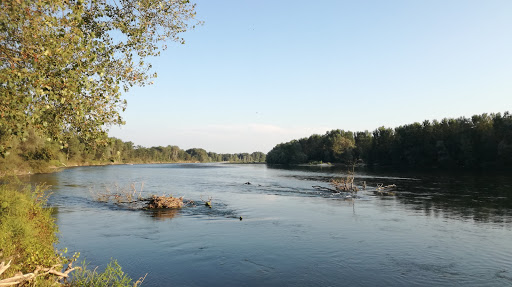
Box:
[266,112,512,169]
[0,130,266,175]
[3,111,511,174]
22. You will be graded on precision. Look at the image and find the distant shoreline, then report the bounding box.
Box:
[4,161,266,177]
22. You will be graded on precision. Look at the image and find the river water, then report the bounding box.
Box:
[28,163,512,286]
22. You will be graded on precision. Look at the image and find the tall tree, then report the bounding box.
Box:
[0,0,201,155]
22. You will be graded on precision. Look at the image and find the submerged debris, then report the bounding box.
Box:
[312,172,360,193]
[312,165,397,199]
[90,185,242,220]
[328,164,360,193]
[330,177,359,192]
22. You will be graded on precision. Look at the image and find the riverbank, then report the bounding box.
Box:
[0,181,64,285]
[0,180,144,286]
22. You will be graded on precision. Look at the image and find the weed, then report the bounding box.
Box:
[70,258,146,287]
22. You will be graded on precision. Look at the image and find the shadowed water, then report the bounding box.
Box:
[27,163,512,286]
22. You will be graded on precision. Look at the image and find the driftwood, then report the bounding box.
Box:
[330,177,359,192]
[91,187,202,212]
[91,182,216,212]
[146,195,183,209]
[373,184,397,196]
[0,260,78,286]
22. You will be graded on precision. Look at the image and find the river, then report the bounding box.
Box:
[28,163,512,286]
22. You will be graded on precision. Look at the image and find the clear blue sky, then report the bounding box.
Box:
[109,0,512,154]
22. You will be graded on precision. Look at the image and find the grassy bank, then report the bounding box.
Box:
[0,181,62,285]
[0,181,142,286]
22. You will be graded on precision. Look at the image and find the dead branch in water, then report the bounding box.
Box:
[90,182,145,203]
[330,177,359,192]
[314,164,398,195]
[200,195,213,208]
[328,163,360,193]
[373,184,397,196]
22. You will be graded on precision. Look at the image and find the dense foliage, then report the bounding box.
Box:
[266,112,512,169]
[0,0,200,156]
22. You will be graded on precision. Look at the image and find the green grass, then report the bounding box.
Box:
[0,180,144,286]
[0,181,61,285]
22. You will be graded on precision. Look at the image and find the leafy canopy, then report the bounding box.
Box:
[0,0,201,155]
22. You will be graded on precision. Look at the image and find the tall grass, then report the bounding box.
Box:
[0,181,61,284]
[0,180,143,286]
[70,259,145,287]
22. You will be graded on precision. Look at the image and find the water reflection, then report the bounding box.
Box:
[147,208,180,220]
[270,165,512,225]
[20,164,512,286]
[392,174,512,225]
[24,172,61,188]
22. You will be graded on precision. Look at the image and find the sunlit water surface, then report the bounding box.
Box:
[28,164,512,286]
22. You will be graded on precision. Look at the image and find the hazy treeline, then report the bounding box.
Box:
[117,142,266,164]
[0,130,265,174]
[266,112,512,169]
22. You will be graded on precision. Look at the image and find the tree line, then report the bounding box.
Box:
[65,136,266,164]
[266,112,512,169]
[0,128,265,175]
